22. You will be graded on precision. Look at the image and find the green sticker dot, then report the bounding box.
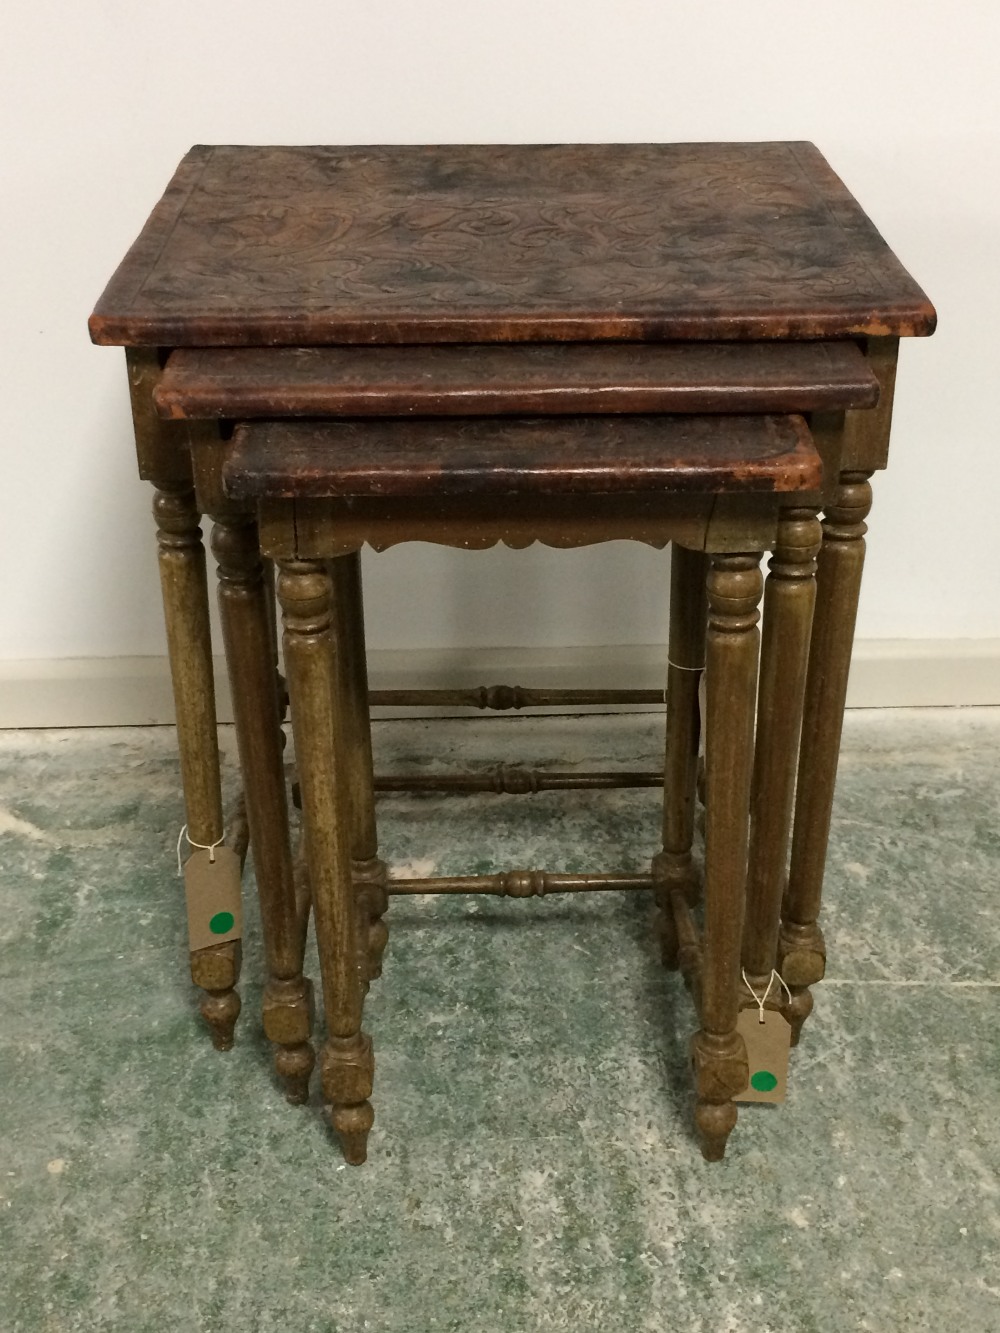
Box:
[209,911,235,936]
[750,1070,778,1092]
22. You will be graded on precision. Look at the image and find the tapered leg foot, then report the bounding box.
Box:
[694,1100,739,1162]
[264,978,316,1102]
[275,1043,317,1104]
[777,920,826,1046]
[784,988,814,1047]
[201,988,241,1051]
[191,942,242,1050]
[332,1102,376,1165]
[691,1031,748,1161]
[322,1033,376,1165]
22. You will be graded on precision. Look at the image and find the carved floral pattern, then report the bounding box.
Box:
[92,143,935,344]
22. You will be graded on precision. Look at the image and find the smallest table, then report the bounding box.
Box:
[221,409,823,1162]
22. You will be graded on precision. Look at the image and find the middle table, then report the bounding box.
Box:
[160,338,873,1161]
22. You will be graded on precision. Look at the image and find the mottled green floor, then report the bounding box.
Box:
[1,710,998,1332]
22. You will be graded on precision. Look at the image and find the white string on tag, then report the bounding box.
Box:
[176,824,226,876]
[666,659,705,672]
[741,968,793,1024]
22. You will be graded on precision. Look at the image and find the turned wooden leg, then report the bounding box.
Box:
[212,515,315,1102]
[329,554,388,983]
[278,560,374,1163]
[261,556,289,719]
[152,481,240,1050]
[781,473,873,1044]
[741,509,822,1007]
[653,545,708,968]
[692,552,762,1161]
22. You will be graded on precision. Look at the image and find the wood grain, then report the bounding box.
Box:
[154,342,879,419]
[781,471,873,1044]
[742,508,822,992]
[90,143,936,346]
[277,559,374,1163]
[207,505,315,1104]
[692,552,762,1161]
[224,414,822,501]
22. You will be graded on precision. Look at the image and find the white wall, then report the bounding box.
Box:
[1,1,998,670]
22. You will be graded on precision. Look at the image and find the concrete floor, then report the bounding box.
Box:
[0,710,998,1332]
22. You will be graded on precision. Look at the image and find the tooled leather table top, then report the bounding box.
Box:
[90,143,935,348]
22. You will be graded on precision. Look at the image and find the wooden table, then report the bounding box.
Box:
[90,142,934,1148]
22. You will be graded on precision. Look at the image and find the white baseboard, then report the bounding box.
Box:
[1,640,998,728]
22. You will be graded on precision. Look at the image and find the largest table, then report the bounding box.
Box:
[89,141,935,1083]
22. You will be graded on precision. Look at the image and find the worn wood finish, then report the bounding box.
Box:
[370,685,663,709]
[151,479,240,1049]
[90,144,935,347]
[262,492,784,561]
[155,342,879,420]
[741,509,822,999]
[329,554,389,984]
[127,349,191,485]
[261,555,283,715]
[841,337,899,472]
[89,144,934,1169]
[291,766,662,805]
[771,339,897,1039]
[277,559,373,1163]
[781,472,873,1042]
[375,767,663,794]
[129,347,243,1049]
[388,871,652,896]
[206,501,315,1103]
[691,553,763,1161]
[653,545,708,968]
[226,414,821,502]
[150,484,222,835]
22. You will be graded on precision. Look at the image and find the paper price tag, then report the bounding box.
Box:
[734,1007,792,1104]
[184,846,243,952]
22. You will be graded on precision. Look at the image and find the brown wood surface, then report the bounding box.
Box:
[781,470,873,1044]
[742,508,821,992]
[258,492,784,559]
[154,342,879,419]
[277,559,374,1163]
[224,414,822,501]
[328,554,389,983]
[374,767,663,794]
[151,479,242,1050]
[387,871,652,896]
[90,143,935,347]
[206,504,315,1105]
[654,545,708,968]
[368,685,663,709]
[692,552,763,1161]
